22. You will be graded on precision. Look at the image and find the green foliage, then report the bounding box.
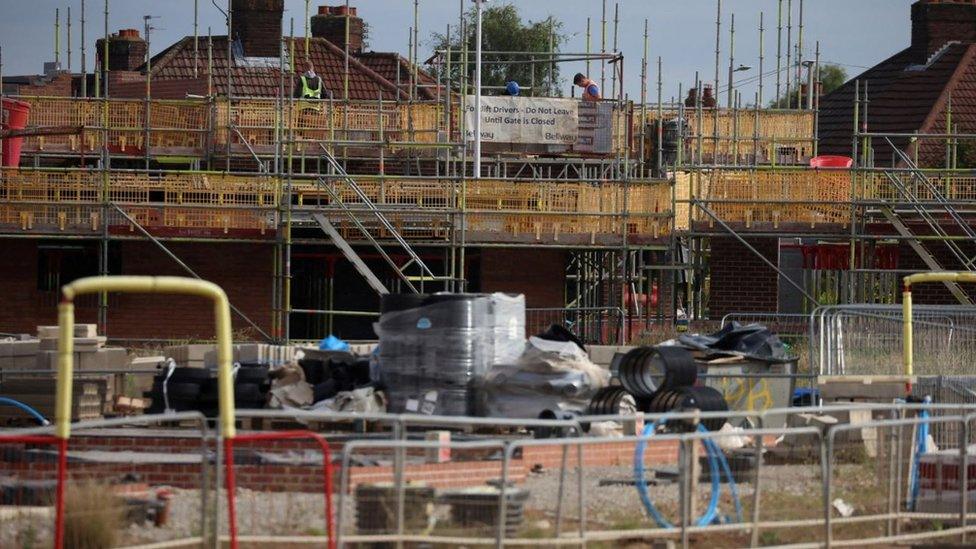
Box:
[769,63,847,108]
[820,64,848,95]
[428,5,565,97]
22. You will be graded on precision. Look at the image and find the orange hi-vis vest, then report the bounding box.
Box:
[580,78,601,101]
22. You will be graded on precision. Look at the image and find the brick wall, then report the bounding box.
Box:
[311,11,365,54]
[898,239,976,304]
[911,1,976,59]
[96,34,149,72]
[708,237,779,317]
[861,220,976,304]
[478,248,567,308]
[0,240,273,339]
[15,73,74,97]
[232,0,285,58]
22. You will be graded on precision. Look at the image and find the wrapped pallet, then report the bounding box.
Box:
[375,294,493,416]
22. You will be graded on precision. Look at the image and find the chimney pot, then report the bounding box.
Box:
[312,4,365,54]
[96,30,147,72]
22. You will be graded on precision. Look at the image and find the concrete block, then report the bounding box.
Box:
[36,326,60,339]
[36,324,105,341]
[131,356,166,369]
[12,355,36,370]
[74,324,99,338]
[818,376,914,401]
[7,340,39,357]
[103,348,129,370]
[0,355,38,370]
[164,344,214,368]
[36,351,84,370]
[39,337,106,352]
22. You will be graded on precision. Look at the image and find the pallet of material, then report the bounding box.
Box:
[0,377,106,423]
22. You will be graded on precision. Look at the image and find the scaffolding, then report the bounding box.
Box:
[0,15,675,344]
[673,75,976,320]
[8,2,971,343]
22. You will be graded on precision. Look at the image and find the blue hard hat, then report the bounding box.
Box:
[506,81,520,96]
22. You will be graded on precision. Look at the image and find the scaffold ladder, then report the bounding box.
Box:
[311,146,448,294]
[885,138,976,266]
[878,205,972,305]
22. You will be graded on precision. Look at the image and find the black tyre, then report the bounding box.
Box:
[298,358,326,385]
[160,367,212,384]
[149,381,202,400]
[234,383,265,403]
[235,365,270,384]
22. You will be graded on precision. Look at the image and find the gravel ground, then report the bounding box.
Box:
[0,462,851,546]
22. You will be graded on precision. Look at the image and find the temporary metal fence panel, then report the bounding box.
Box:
[222,430,335,549]
[811,304,976,376]
[0,412,210,549]
[11,404,976,546]
[337,438,508,547]
[525,307,626,346]
[825,414,971,547]
[0,434,64,549]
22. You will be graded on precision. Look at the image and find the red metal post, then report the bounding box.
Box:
[224,430,335,549]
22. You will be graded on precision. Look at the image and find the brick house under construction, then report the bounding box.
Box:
[2,0,975,345]
[0,1,668,343]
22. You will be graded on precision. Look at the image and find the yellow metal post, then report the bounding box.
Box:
[902,271,976,389]
[55,302,75,440]
[57,276,236,439]
[902,285,913,379]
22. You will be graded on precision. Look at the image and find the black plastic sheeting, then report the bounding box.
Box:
[676,322,796,364]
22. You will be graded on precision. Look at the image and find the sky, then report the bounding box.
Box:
[0,0,916,104]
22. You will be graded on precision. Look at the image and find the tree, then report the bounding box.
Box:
[428,5,566,97]
[768,63,847,108]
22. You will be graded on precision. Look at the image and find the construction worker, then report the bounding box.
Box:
[295,61,326,100]
[294,61,329,142]
[573,72,601,101]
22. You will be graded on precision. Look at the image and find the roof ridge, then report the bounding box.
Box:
[147,36,194,77]
[305,36,410,100]
[916,43,976,143]
[393,54,437,98]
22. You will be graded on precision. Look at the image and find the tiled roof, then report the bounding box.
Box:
[145,36,435,101]
[357,52,439,95]
[818,43,976,166]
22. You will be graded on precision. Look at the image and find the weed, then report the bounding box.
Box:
[63,480,124,549]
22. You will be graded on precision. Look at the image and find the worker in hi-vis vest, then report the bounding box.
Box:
[573,73,601,101]
[294,61,329,101]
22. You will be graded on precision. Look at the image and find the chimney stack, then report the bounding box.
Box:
[231,0,284,58]
[311,5,365,54]
[911,0,976,60]
[95,29,148,72]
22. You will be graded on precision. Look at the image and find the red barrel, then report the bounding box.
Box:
[1,98,31,168]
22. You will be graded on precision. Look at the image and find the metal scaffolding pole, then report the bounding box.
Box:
[473,0,483,179]
[714,0,722,106]
[758,12,765,107]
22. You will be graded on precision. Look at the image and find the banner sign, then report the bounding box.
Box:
[464,96,578,145]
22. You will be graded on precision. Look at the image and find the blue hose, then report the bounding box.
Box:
[634,419,743,528]
[0,396,49,425]
[908,397,931,511]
